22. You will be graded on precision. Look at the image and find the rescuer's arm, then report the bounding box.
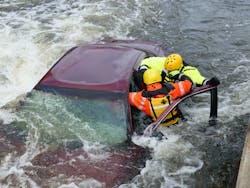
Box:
[169,80,193,100]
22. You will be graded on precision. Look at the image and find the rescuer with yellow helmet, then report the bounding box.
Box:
[163,53,220,86]
[129,69,192,126]
[134,56,168,89]
[139,56,166,73]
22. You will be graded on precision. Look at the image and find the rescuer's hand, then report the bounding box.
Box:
[204,77,220,86]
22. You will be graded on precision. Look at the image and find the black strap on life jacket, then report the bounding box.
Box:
[149,97,158,120]
[166,95,175,121]
[144,83,179,124]
[180,60,192,72]
[179,65,185,73]
[142,83,174,98]
[161,71,167,82]
[161,112,180,124]
[180,63,197,73]
[148,93,178,124]
[148,94,180,125]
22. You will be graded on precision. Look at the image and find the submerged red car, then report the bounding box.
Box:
[0,40,218,187]
[26,40,168,187]
[27,40,218,187]
[34,39,166,138]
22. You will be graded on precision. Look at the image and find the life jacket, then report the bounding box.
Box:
[147,95,179,126]
[142,83,179,126]
[129,81,192,127]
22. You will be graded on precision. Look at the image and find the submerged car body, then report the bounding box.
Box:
[22,40,218,187]
[34,40,166,137]
[25,40,166,187]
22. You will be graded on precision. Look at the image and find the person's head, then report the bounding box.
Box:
[143,69,162,91]
[164,53,183,72]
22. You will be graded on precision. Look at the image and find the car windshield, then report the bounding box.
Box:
[16,90,128,146]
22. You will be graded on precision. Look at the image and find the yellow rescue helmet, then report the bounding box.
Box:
[143,69,162,85]
[164,53,183,71]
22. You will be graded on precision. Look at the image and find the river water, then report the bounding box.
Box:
[0,0,250,187]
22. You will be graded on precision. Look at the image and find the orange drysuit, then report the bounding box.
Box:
[129,80,192,126]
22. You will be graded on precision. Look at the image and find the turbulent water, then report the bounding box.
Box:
[0,0,250,187]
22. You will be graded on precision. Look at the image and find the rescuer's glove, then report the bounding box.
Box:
[203,77,220,86]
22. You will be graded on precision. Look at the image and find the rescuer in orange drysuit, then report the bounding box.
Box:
[129,69,192,126]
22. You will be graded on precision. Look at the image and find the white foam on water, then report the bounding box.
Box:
[0,109,17,124]
[0,3,143,186]
[168,157,203,176]
[0,0,146,108]
[129,54,250,187]
[0,0,250,187]
[130,131,203,187]
[58,179,104,188]
[0,153,40,188]
[132,133,163,149]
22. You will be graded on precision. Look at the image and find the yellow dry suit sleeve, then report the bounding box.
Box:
[181,66,206,85]
[139,57,166,72]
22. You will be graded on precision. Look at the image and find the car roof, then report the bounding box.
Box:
[35,41,166,93]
